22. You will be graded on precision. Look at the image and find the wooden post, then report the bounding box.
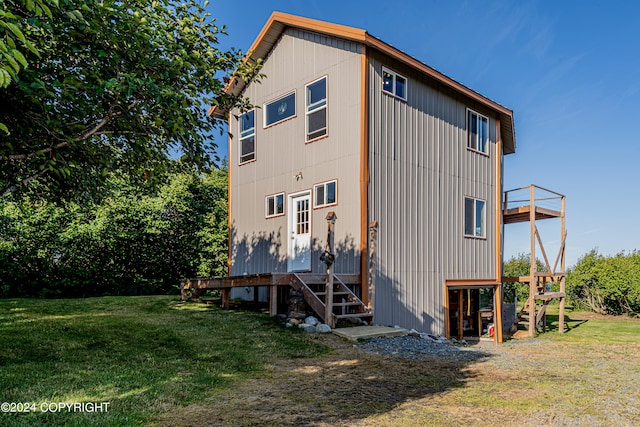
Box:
[559,195,566,333]
[529,185,537,337]
[269,285,278,317]
[180,280,188,301]
[324,212,337,328]
[368,221,378,311]
[221,288,230,310]
[458,290,464,341]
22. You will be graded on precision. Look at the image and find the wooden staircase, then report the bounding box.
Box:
[516,277,566,334]
[289,273,372,327]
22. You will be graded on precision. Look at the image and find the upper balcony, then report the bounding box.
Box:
[503,185,565,225]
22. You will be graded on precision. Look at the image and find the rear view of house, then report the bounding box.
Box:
[200,12,536,343]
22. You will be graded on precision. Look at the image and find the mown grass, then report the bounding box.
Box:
[0,296,328,426]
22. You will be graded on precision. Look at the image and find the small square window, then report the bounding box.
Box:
[266,193,285,218]
[464,197,486,238]
[264,92,296,127]
[382,67,407,100]
[467,109,489,154]
[239,110,255,164]
[314,180,337,208]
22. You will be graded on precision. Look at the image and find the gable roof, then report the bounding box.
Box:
[212,11,516,154]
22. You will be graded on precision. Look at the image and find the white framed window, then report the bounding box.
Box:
[314,180,337,208]
[305,76,327,141]
[467,109,489,154]
[239,109,255,164]
[264,91,296,127]
[382,66,407,100]
[464,197,486,238]
[266,193,285,218]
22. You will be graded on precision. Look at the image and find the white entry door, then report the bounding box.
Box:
[288,192,311,272]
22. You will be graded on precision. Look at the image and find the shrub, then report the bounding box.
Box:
[567,249,640,315]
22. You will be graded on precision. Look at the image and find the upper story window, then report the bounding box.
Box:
[306,76,327,141]
[467,109,489,154]
[264,91,296,127]
[382,66,407,100]
[266,192,285,218]
[464,196,486,238]
[239,110,255,164]
[314,180,337,208]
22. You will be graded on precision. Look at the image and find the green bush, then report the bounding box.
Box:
[0,167,228,298]
[567,249,640,315]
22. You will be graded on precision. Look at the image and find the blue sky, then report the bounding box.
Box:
[206,0,640,267]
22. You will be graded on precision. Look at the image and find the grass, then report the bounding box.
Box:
[1,297,638,426]
[0,296,327,426]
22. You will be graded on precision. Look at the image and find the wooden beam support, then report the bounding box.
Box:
[221,288,230,309]
[269,285,278,316]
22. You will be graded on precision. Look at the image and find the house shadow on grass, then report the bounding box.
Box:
[162,230,498,426]
[154,329,494,427]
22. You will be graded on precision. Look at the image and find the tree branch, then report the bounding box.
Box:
[1,169,49,198]
[2,142,70,161]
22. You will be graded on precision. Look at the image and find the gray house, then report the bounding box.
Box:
[208,12,520,343]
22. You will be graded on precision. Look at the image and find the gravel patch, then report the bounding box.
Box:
[358,335,491,363]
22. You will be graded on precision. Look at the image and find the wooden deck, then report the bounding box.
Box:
[503,205,562,224]
[180,273,366,325]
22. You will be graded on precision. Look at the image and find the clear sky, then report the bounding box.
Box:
[206,0,640,268]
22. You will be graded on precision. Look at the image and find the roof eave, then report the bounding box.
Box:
[210,12,517,153]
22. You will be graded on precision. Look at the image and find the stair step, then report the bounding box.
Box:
[335,312,373,319]
[332,302,363,307]
[315,291,350,297]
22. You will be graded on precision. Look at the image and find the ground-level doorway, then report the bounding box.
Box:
[445,283,503,344]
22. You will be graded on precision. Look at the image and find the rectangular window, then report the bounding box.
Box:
[239,110,255,164]
[306,76,327,141]
[382,67,407,100]
[266,193,285,218]
[314,180,337,208]
[467,109,489,154]
[464,197,486,238]
[264,91,296,127]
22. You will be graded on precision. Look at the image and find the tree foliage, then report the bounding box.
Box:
[0,166,228,297]
[503,253,547,303]
[566,249,640,315]
[1,0,260,198]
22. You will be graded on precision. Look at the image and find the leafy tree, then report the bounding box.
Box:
[0,166,229,297]
[567,249,640,315]
[1,0,56,91]
[1,0,260,198]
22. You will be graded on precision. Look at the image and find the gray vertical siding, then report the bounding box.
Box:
[368,50,498,334]
[229,28,362,276]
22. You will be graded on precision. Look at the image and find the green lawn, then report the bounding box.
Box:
[0,296,327,426]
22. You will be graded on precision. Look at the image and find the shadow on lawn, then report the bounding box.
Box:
[540,313,589,333]
[154,334,494,427]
